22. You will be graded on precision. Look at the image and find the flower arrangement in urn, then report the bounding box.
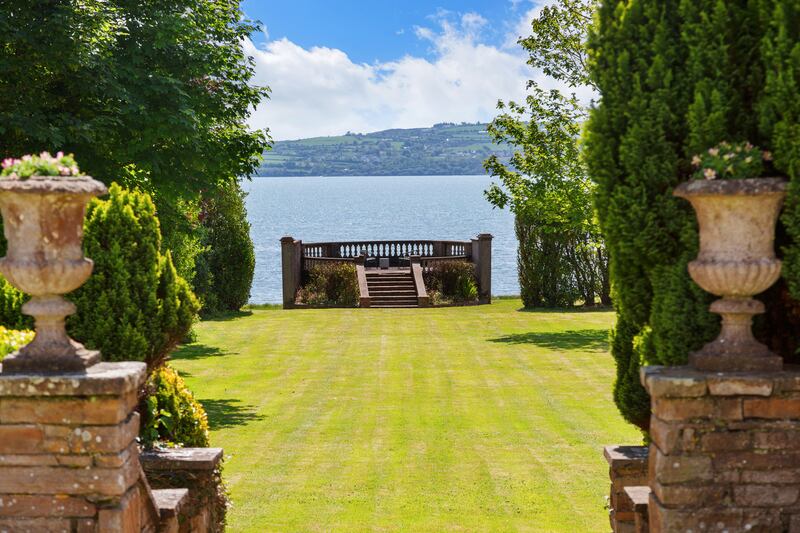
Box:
[675,141,786,372]
[0,153,107,374]
[691,141,772,181]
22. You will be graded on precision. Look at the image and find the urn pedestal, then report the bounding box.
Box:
[674,178,787,372]
[0,175,107,374]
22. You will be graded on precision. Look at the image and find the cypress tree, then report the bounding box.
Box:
[587,0,800,432]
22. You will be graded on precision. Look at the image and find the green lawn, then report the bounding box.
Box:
[172,299,641,532]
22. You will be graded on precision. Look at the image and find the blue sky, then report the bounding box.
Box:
[242,1,562,140]
[243,1,529,64]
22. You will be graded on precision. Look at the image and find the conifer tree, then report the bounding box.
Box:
[587,0,800,432]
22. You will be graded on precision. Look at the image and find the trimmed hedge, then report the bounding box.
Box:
[586,0,800,432]
[69,183,200,368]
[299,262,359,307]
[140,363,210,448]
[423,260,478,304]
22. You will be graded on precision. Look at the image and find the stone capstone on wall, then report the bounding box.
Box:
[140,447,226,533]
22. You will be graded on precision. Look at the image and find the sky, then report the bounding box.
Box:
[241,1,560,140]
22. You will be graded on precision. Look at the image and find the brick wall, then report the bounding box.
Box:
[0,362,155,532]
[643,366,800,532]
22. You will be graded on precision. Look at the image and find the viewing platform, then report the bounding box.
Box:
[280,236,493,309]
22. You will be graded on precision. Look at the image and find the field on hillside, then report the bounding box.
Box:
[256,123,514,176]
[172,300,641,532]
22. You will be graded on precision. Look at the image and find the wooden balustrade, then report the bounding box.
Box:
[302,240,472,260]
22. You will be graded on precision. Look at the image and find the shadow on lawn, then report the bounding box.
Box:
[171,344,233,361]
[200,399,265,430]
[200,310,253,322]
[516,305,613,313]
[489,329,610,351]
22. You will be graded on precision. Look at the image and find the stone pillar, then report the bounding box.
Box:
[0,362,149,532]
[643,365,800,532]
[474,234,492,304]
[605,445,649,533]
[280,236,301,309]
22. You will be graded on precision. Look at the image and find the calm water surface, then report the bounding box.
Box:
[243,175,519,304]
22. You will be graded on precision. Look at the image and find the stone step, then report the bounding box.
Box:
[371,305,418,308]
[369,288,417,295]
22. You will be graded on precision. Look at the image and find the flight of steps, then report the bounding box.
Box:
[366,270,419,308]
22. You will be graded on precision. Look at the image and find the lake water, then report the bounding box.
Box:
[243,175,519,304]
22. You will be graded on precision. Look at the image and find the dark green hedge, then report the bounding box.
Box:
[586,0,800,432]
[194,180,255,315]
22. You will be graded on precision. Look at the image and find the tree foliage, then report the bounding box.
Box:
[0,0,269,291]
[0,0,269,199]
[586,0,800,432]
[484,0,608,308]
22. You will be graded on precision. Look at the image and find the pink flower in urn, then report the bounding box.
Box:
[703,168,717,180]
[56,151,64,159]
[39,151,51,160]
[1,158,15,169]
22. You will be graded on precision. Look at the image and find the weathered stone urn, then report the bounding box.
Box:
[674,177,787,372]
[0,175,107,374]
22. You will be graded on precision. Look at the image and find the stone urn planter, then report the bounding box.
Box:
[0,175,107,374]
[674,177,787,372]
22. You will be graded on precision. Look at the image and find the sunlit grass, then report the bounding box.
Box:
[172,299,640,532]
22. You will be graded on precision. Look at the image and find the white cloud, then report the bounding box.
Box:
[245,5,569,140]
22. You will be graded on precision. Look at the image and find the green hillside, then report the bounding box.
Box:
[256,123,513,177]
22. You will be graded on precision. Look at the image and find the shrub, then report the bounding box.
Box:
[67,183,200,369]
[0,277,30,331]
[194,180,255,315]
[140,364,210,448]
[423,260,478,304]
[299,262,359,307]
[0,326,33,358]
[586,0,800,432]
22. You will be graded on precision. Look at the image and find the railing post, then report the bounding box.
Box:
[410,255,429,308]
[354,254,370,308]
[281,236,300,309]
[474,233,493,304]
